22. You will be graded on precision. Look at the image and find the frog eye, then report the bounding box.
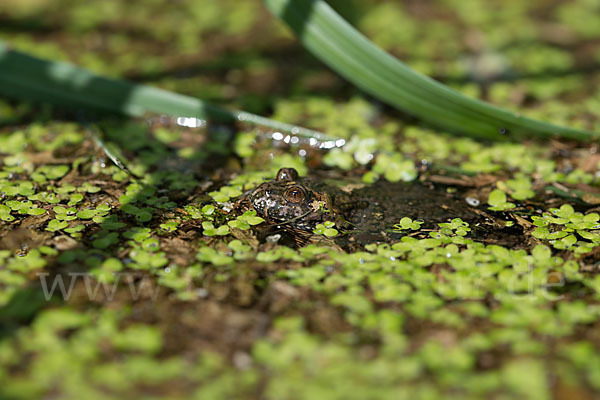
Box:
[284,186,306,203]
[276,168,299,181]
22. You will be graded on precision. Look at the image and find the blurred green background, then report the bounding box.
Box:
[1,0,598,123]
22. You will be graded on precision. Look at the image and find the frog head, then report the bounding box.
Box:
[244,168,333,231]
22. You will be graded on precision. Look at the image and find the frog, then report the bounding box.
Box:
[237,167,521,248]
[236,167,340,232]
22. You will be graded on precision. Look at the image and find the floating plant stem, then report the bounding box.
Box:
[0,41,333,141]
[263,0,597,141]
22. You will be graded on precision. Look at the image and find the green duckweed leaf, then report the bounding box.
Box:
[46,219,68,232]
[488,189,515,211]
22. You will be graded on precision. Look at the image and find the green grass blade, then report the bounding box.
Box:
[0,41,332,141]
[264,0,597,141]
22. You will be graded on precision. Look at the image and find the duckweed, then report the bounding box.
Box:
[487,189,516,211]
[393,217,423,231]
[1,0,600,398]
[209,185,243,203]
[202,221,230,236]
[313,221,339,237]
[159,220,179,232]
[228,210,264,230]
[45,219,68,232]
[196,246,234,266]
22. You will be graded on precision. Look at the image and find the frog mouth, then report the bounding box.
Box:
[272,209,313,225]
[264,207,326,230]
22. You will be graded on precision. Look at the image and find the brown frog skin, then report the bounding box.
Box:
[238,168,339,231]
